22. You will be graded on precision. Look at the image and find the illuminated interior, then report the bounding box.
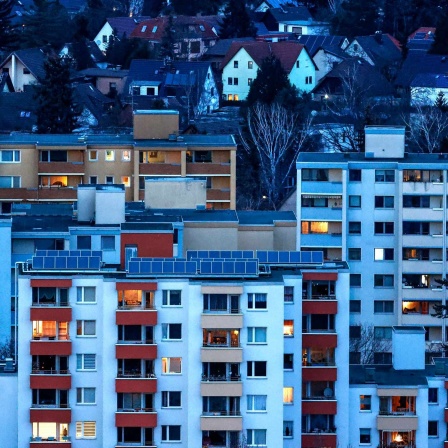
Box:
[301,221,329,234]
[283,320,294,336]
[402,301,430,314]
[118,290,154,309]
[32,321,69,340]
[32,423,68,441]
[203,330,239,347]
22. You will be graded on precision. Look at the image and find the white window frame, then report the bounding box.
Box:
[247,395,267,412]
[247,327,267,344]
[162,323,182,341]
[101,235,115,251]
[76,320,96,337]
[76,286,96,304]
[76,354,96,371]
[89,176,98,184]
[105,175,114,184]
[161,391,181,408]
[374,248,394,261]
[247,429,266,447]
[122,150,131,161]
[0,150,20,163]
[89,150,98,161]
[0,176,20,188]
[162,290,182,306]
[105,150,115,161]
[162,357,182,374]
[161,425,181,442]
[76,387,96,405]
[247,293,267,310]
[247,361,267,378]
[121,176,131,187]
[76,421,96,439]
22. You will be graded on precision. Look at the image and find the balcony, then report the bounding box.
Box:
[200,415,243,431]
[301,207,342,221]
[201,379,243,397]
[300,233,342,248]
[30,341,71,356]
[139,163,182,176]
[402,259,443,274]
[201,348,243,363]
[402,234,443,248]
[207,189,231,201]
[302,334,337,348]
[30,408,71,423]
[377,415,418,430]
[30,371,71,389]
[115,377,157,394]
[115,409,157,427]
[38,161,84,174]
[402,287,444,301]
[116,343,157,360]
[302,367,337,382]
[31,308,72,322]
[302,400,337,414]
[187,162,231,175]
[301,181,343,195]
[403,207,443,221]
[302,301,337,315]
[301,434,337,448]
[402,180,443,194]
[0,187,77,201]
[201,314,243,329]
[30,436,71,447]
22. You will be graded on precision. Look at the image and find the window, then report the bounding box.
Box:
[106,176,114,184]
[76,354,96,371]
[0,176,20,188]
[349,195,361,208]
[89,150,97,161]
[350,300,361,313]
[374,352,392,364]
[247,429,266,447]
[375,222,394,234]
[374,248,394,261]
[296,60,300,68]
[247,327,267,344]
[301,221,329,234]
[122,150,131,161]
[102,35,107,43]
[162,391,181,408]
[350,274,361,287]
[121,176,131,187]
[349,169,361,181]
[247,361,267,377]
[162,290,181,306]
[233,77,238,85]
[284,353,293,370]
[247,395,267,412]
[349,221,361,234]
[283,387,294,404]
[234,60,238,68]
[76,421,96,439]
[228,77,233,85]
[302,168,328,181]
[428,421,438,437]
[40,150,67,162]
[162,425,181,442]
[305,75,313,84]
[101,235,115,250]
[350,352,361,364]
[374,301,394,313]
[284,286,294,303]
[247,78,252,85]
[360,395,371,411]
[375,169,395,182]
[77,320,96,336]
[0,150,20,162]
[248,61,253,69]
[403,195,430,208]
[162,357,182,374]
[374,274,394,287]
[348,248,361,260]
[350,325,361,338]
[77,286,96,303]
[283,320,294,337]
[89,176,97,184]
[374,327,392,339]
[23,67,31,74]
[105,150,115,161]
[375,196,394,208]
[360,428,371,444]
[283,421,293,438]
[248,293,267,309]
[162,323,182,340]
[77,235,91,250]
[428,388,438,404]
[76,387,96,404]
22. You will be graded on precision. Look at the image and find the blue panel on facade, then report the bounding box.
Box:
[71,251,81,257]
[89,258,101,269]
[223,261,234,274]
[242,251,254,258]
[33,257,44,269]
[256,251,268,263]
[186,261,197,274]
[301,252,311,263]
[201,261,212,274]
[267,252,278,263]
[290,252,301,263]
[78,257,89,269]
[211,262,223,274]
[43,257,55,269]
[140,261,151,274]
[128,262,139,274]
[55,258,67,269]
[312,252,324,263]
[67,257,78,269]
[163,262,174,273]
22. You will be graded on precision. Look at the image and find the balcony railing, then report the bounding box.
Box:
[32,335,70,341]
[202,374,241,382]
[117,407,155,413]
[31,403,69,408]
[203,308,241,314]
[32,302,69,307]
[202,411,241,416]
[115,442,156,447]
[302,428,336,434]
[31,369,70,375]
[117,340,155,345]
[30,436,71,442]
[117,371,156,379]
[302,360,336,367]
[303,294,336,301]
[203,341,240,348]
[379,410,416,416]
[302,395,336,400]
[117,304,155,310]
[378,445,415,448]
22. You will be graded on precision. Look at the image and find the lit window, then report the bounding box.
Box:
[301,221,329,234]
[121,176,130,187]
[122,150,131,161]
[228,94,233,101]
[283,387,294,404]
[105,150,115,161]
[76,421,96,439]
[248,78,252,85]
[360,395,371,411]
[234,94,239,101]
[152,26,157,33]
[283,320,294,337]
[162,357,182,374]
[374,248,394,261]
[141,25,147,32]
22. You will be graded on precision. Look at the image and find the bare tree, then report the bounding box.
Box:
[350,324,392,365]
[0,338,14,360]
[240,102,312,209]
[402,102,448,153]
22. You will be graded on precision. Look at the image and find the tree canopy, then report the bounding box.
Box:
[34,55,79,133]
[106,35,154,69]
[219,0,257,38]
[0,0,15,52]
[430,8,448,55]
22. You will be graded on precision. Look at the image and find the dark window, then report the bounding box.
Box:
[349,195,361,208]
[428,421,438,436]
[350,274,361,287]
[359,429,370,444]
[77,236,91,250]
[350,300,361,313]
[375,222,394,234]
[374,301,394,313]
[403,195,430,208]
[374,274,394,287]
[349,222,361,234]
[375,196,394,208]
[283,353,293,370]
[228,77,233,85]
[348,248,361,260]
[350,352,361,364]
[403,221,429,235]
[375,169,395,182]
[234,61,238,68]
[374,352,392,364]
[247,361,267,377]
[302,169,328,181]
[349,169,361,181]
[233,77,238,85]
[428,388,438,404]
[190,41,200,53]
[350,325,361,338]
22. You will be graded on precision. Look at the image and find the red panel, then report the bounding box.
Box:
[302,400,337,415]
[302,434,337,448]
[116,310,157,326]
[30,408,71,423]
[302,367,337,382]
[302,272,338,281]
[444,441,448,448]
[302,334,337,348]
[445,408,448,422]
[115,412,157,427]
[30,375,71,390]
[30,341,72,356]
[115,378,157,393]
[302,301,337,315]
[120,233,173,268]
[30,280,72,287]
[29,443,71,448]
[30,308,72,322]
[116,282,157,291]
[116,344,157,359]
[445,381,448,389]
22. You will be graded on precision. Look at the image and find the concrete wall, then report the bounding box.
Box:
[0,373,18,448]
[133,111,179,140]
[365,126,405,158]
[183,225,238,254]
[0,219,12,343]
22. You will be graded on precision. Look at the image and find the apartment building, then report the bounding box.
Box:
[0,110,237,210]
[296,126,448,361]
[14,242,349,448]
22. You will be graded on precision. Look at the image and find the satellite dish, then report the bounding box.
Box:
[323,387,334,398]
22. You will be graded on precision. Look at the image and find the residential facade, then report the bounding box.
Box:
[296,126,448,362]
[0,110,237,210]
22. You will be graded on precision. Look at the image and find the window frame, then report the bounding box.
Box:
[375,169,395,182]
[101,235,115,251]
[89,150,98,161]
[161,391,182,408]
[348,248,361,260]
[162,357,182,374]
[348,221,361,234]
[428,420,438,437]
[105,150,115,161]
[76,320,96,337]
[247,361,267,378]
[350,300,361,313]
[360,394,371,411]
[161,323,182,341]
[161,425,181,442]
[247,293,267,310]
[77,235,91,250]
[374,274,394,288]
[75,421,96,439]
[350,273,361,287]
[349,195,361,208]
[76,387,96,405]
[247,327,267,344]
[359,428,371,444]
[283,387,294,404]
[428,388,438,404]
[374,300,394,314]
[76,354,96,371]
[374,248,394,261]
[162,290,182,307]
[349,169,362,181]
[246,395,267,412]
[0,150,20,163]
[76,286,96,304]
